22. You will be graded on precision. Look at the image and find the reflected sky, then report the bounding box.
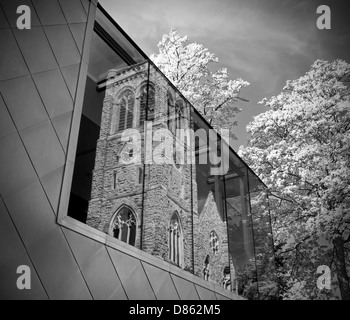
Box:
[99,0,350,150]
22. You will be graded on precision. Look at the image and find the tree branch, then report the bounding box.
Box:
[277,235,312,255]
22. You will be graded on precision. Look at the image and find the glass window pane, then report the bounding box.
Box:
[67,9,146,246]
[248,170,278,299]
[191,107,231,288]
[95,7,146,65]
[65,6,276,297]
[88,32,128,83]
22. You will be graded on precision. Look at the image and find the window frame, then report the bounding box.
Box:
[55,2,273,299]
[109,206,138,246]
[210,230,219,256]
[57,3,147,226]
[116,88,136,132]
[168,211,184,268]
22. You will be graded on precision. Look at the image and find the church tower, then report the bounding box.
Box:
[86,62,194,270]
[86,61,233,288]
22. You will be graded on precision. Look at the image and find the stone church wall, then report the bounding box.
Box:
[86,62,232,288]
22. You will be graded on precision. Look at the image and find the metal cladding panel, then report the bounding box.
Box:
[63,229,127,300]
[215,293,230,300]
[0,76,48,131]
[106,247,139,283]
[13,27,58,74]
[170,275,200,300]
[32,0,67,26]
[0,133,37,198]
[61,64,81,98]
[51,111,73,153]
[120,264,157,300]
[0,250,48,300]
[0,0,40,28]
[40,165,66,214]
[4,181,57,249]
[80,247,127,300]
[44,25,81,68]
[142,262,180,300]
[195,284,218,300]
[0,199,48,300]
[107,247,156,300]
[0,0,91,300]
[20,120,65,179]
[0,29,29,81]
[81,0,90,15]
[0,6,9,29]
[0,96,16,139]
[58,0,87,24]
[28,226,91,300]
[32,68,73,119]
[68,24,87,54]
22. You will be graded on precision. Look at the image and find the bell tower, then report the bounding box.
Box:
[86,62,195,271]
[86,62,233,289]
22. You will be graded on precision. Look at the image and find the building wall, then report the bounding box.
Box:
[86,64,195,270]
[193,192,232,286]
[0,0,242,300]
[86,63,232,287]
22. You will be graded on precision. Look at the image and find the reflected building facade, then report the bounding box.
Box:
[85,62,233,287]
[0,0,276,300]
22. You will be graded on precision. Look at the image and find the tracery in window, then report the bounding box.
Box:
[117,89,135,132]
[167,91,175,133]
[173,143,182,169]
[222,266,231,290]
[169,212,183,266]
[113,171,117,189]
[174,99,184,135]
[203,255,210,281]
[111,206,137,246]
[210,230,219,256]
[139,83,155,127]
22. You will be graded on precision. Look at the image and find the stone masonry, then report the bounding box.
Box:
[86,62,233,288]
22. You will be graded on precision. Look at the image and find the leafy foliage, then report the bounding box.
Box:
[239,59,350,299]
[151,29,249,139]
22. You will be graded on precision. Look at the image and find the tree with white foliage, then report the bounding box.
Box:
[151,28,249,139]
[239,59,350,299]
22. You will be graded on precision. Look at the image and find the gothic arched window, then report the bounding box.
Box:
[169,212,183,267]
[222,266,231,290]
[203,255,210,281]
[210,231,219,256]
[117,89,135,132]
[167,91,175,132]
[111,206,137,246]
[139,84,155,127]
[174,100,184,135]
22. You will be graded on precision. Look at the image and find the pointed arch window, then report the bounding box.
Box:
[167,91,175,132]
[139,84,155,127]
[174,100,184,135]
[222,266,231,290]
[203,255,210,281]
[169,212,183,266]
[210,231,219,256]
[117,89,135,132]
[111,206,137,246]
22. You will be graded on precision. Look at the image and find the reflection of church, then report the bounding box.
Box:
[86,62,234,288]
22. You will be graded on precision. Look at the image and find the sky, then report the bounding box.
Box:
[99,0,350,150]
